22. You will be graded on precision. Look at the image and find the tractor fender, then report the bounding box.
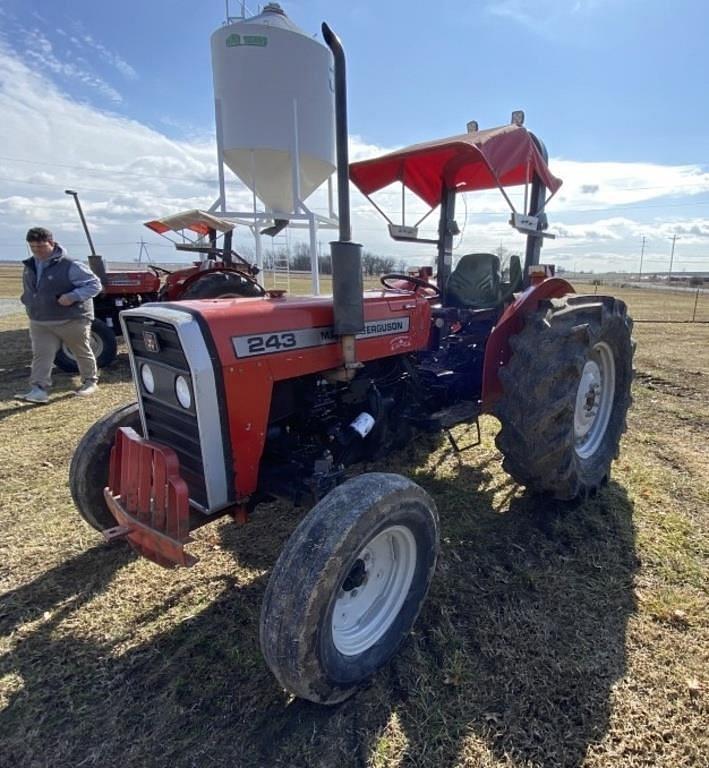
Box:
[481,277,575,411]
[161,265,202,300]
[164,265,257,300]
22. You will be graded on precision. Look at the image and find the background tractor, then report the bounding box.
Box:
[56,191,264,372]
[69,24,634,704]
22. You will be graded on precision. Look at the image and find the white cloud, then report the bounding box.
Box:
[81,33,138,80]
[22,28,123,103]
[0,40,224,260]
[485,0,613,39]
[552,159,709,211]
[53,22,138,81]
[554,216,642,241]
[551,215,709,245]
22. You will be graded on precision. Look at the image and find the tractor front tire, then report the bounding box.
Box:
[70,402,141,533]
[495,294,634,500]
[54,317,118,372]
[260,473,439,704]
[180,271,263,299]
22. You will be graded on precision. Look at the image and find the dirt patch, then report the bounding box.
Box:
[0,300,22,318]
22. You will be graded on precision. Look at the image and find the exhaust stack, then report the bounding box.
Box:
[321,23,363,374]
[65,190,107,287]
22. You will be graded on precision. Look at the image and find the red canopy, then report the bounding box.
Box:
[349,124,562,208]
[144,209,236,236]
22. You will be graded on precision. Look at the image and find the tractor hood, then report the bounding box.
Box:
[349,124,562,207]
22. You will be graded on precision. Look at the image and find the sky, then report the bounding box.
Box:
[1,0,709,275]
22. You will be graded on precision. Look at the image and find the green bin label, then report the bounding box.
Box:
[226,34,268,47]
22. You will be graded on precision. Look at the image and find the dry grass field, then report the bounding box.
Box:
[0,264,706,767]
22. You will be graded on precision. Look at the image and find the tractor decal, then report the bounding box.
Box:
[232,316,411,358]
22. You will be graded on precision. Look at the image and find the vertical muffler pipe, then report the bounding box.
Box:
[322,23,363,373]
[65,189,107,287]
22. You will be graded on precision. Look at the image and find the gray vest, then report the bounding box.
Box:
[21,252,93,321]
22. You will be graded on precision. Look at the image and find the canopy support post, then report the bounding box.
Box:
[214,98,227,213]
[523,172,547,283]
[436,186,456,301]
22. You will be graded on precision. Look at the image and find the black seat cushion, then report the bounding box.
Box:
[501,254,523,302]
[446,253,501,309]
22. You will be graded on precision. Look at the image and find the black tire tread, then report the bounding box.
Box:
[180,271,263,299]
[495,294,634,500]
[260,472,439,704]
[69,402,141,532]
[54,317,118,372]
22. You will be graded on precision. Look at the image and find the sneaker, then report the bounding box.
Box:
[75,382,99,397]
[15,386,49,404]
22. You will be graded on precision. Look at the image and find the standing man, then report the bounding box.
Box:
[16,227,102,404]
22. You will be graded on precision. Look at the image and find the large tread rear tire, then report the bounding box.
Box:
[69,402,141,533]
[495,294,634,500]
[260,473,439,704]
[54,318,117,372]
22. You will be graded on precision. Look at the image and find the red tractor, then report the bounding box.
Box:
[70,25,633,704]
[56,193,263,372]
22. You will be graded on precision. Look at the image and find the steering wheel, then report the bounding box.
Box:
[147,264,171,277]
[380,273,440,296]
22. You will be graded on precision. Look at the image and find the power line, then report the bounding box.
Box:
[0,241,175,249]
[0,175,218,193]
[0,154,216,185]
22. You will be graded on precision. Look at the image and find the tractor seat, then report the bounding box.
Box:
[446,252,523,309]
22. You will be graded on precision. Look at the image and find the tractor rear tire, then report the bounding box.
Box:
[180,271,263,299]
[495,294,634,500]
[260,473,439,704]
[54,318,118,372]
[70,402,142,533]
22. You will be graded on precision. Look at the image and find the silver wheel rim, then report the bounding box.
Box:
[62,331,104,362]
[574,341,616,459]
[332,524,417,656]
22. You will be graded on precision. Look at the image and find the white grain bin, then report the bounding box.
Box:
[211,3,335,215]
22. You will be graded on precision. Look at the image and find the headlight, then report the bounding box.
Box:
[140,363,155,394]
[175,375,192,409]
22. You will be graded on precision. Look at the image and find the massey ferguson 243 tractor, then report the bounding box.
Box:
[69,25,634,704]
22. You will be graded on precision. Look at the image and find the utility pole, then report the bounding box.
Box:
[668,234,678,282]
[639,235,645,280]
[137,238,149,264]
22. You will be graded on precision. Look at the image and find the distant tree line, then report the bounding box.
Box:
[261,242,407,275]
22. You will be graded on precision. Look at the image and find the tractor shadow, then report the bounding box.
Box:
[382,470,639,768]
[217,453,638,768]
[0,544,136,638]
[0,456,638,767]
[239,464,639,768]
